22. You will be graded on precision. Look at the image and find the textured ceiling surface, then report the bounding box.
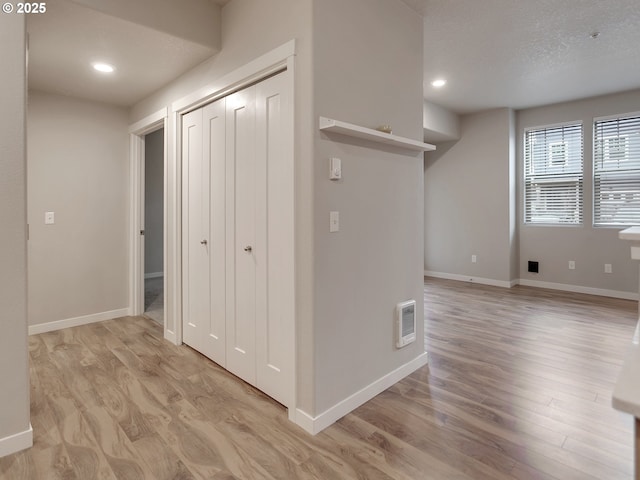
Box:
[421,0,640,113]
[29,0,640,112]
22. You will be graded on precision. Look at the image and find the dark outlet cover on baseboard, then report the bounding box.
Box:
[528,261,539,273]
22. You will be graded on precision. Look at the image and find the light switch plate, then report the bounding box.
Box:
[329,157,342,180]
[45,211,55,225]
[330,211,339,232]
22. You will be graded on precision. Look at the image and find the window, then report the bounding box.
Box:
[524,123,583,225]
[593,114,640,226]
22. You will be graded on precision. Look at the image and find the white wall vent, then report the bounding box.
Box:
[396,300,416,348]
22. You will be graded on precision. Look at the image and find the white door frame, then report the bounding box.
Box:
[128,108,168,320]
[170,40,296,416]
[170,39,296,346]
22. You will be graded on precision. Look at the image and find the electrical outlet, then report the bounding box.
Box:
[568,260,575,270]
[471,255,477,263]
[604,263,612,274]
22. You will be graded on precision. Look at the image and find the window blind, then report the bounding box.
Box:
[593,114,640,226]
[524,123,583,225]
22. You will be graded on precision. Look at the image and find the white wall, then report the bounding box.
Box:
[518,89,640,296]
[28,91,130,327]
[0,14,31,456]
[424,108,517,285]
[423,100,460,143]
[144,128,164,275]
[313,0,426,415]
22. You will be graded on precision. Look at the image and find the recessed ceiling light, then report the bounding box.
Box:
[431,79,447,88]
[92,62,115,73]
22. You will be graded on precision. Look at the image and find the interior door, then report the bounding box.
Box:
[203,99,227,366]
[181,108,209,354]
[225,87,258,385]
[181,71,293,409]
[254,72,294,406]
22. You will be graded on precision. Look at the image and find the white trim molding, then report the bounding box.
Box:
[294,352,428,435]
[172,40,296,114]
[0,424,32,457]
[128,109,168,327]
[28,308,130,335]
[129,108,168,135]
[518,279,639,301]
[424,271,638,301]
[168,40,297,347]
[424,270,516,288]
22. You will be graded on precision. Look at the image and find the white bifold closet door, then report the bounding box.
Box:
[225,85,257,384]
[182,71,293,408]
[182,99,226,367]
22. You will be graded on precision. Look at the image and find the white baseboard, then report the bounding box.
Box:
[144,272,164,279]
[0,424,32,457]
[424,270,515,288]
[164,328,179,346]
[294,352,429,435]
[28,308,130,335]
[424,271,638,301]
[518,279,639,301]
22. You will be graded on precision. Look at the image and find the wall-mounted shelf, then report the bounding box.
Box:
[319,117,436,152]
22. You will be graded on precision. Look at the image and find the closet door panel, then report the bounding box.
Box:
[182,71,293,410]
[181,109,209,353]
[203,99,227,366]
[225,87,257,385]
[255,72,293,406]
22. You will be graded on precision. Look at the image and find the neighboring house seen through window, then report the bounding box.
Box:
[593,114,640,226]
[524,123,584,225]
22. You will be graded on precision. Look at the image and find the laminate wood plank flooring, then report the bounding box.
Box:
[1,278,637,479]
[143,277,164,325]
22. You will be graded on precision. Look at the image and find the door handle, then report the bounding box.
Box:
[200,240,208,245]
[244,246,252,252]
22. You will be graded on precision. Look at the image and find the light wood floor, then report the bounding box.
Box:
[1,278,637,479]
[143,277,164,325]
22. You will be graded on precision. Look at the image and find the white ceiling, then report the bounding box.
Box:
[27,0,228,106]
[28,0,640,112]
[420,0,640,114]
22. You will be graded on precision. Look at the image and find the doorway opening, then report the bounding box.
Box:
[143,128,164,324]
[128,107,167,328]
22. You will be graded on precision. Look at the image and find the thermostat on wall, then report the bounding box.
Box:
[396,300,416,348]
